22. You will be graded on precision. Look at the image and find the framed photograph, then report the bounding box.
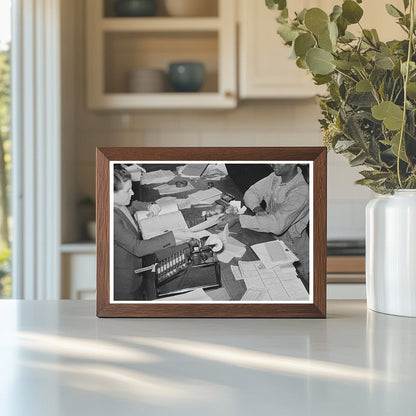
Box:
[96,147,327,317]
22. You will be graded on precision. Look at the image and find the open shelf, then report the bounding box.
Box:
[101,17,221,31]
[103,0,219,18]
[104,31,218,94]
[86,0,236,109]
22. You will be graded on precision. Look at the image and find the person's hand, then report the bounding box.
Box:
[217,213,239,229]
[147,203,161,217]
[253,206,267,216]
[172,229,199,244]
[255,211,268,217]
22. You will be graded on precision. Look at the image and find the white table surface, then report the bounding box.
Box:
[0,300,415,416]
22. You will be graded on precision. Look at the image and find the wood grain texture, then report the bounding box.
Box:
[96,147,327,318]
[327,256,365,274]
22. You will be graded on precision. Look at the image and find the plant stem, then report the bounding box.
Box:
[334,68,358,84]
[397,0,415,188]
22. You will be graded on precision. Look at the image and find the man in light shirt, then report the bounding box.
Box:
[219,163,309,285]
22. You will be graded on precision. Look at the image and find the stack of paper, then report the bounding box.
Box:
[141,170,175,185]
[235,260,309,301]
[251,240,298,269]
[139,211,188,240]
[179,164,208,178]
[154,182,194,195]
[188,187,222,205]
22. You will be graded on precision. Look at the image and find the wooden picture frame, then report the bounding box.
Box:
[96,147,327,317]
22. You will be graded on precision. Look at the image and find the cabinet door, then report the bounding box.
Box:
[239,0,325,99]
[239,0,404,99]
[62,253,96,300]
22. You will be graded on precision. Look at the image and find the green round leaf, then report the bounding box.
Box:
[333,60,352,70]
[328,21,338,44]
[342,0,364,24]
[296,57,308,69]
[375,56,395,70]
[372,101,404,131]
[356,80,372,92]
[350,54,368,70]
[330,5,342,22]
[318,28,334,52]
[266,0,287,11]
[407,82,416,99]
[305,48,335,75]
[304,8,329,35]
[277,23,298,43]
[389,132,408,162]
[294,33,316,58]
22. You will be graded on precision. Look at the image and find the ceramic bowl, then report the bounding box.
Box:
[128,68,167,93]
[114,0,157,17]
[168,61,205,92]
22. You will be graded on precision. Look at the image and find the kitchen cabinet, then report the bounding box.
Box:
[86,0,237,109]
[61,244,96,300]
[238,0,404,99]
[238,0,325,99]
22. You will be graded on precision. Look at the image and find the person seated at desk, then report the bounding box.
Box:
[113,166,193,301]
[219,163,310,285]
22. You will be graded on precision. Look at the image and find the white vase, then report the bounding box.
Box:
[366,190,416,317]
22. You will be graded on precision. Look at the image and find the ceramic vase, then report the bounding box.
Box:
[366,190,416,317]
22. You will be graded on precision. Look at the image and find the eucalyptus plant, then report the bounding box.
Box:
[266,0,416,193]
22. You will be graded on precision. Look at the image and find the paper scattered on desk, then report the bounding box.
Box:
[236,260,309,301]
[188,188,222,205]
[177,198,192,210]
[251,240,298,269]
[268,282,290,300]
[217,250,235,263]
[231,265,243,280]
[281,278,309,300]
[155,182,195,195]
[241,288,269,301]
[179,164,208,178]
[155,197,178,215]
[194,229,212,239]
[213,224,246,263]
[189,214,221,232]
[141,170,175,185]
[202,168,226,181]
[139,211,188,239]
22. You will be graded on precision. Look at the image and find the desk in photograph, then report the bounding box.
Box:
[1,300,415,416]
[135,165,308,300]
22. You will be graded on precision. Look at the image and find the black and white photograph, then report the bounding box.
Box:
[110,161,312,303]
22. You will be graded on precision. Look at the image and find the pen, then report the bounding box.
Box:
[200,164,209,177]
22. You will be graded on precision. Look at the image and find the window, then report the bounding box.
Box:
[0,0,11,298]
